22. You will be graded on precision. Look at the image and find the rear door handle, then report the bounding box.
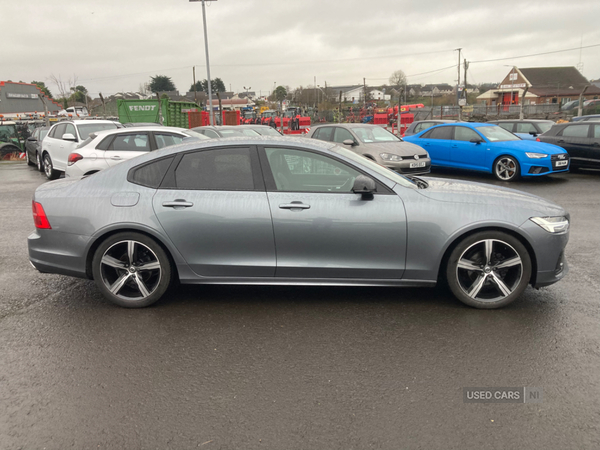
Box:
[279,202,310,210]
[162,200,194,208]
[110,155,122,160]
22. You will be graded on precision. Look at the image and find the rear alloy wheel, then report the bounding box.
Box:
[92,232,172,308]
[446,231,532,309]
[493,155,520,181]
[43,153,60,180]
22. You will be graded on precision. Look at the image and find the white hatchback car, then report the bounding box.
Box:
[65,126,208,178]
[42,120,122,179]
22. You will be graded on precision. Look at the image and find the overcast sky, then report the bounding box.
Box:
[7,0,600,98]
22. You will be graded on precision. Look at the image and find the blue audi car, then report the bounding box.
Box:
[403,123,569,181]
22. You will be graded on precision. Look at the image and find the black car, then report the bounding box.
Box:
[403,120,457,137]
[25,126,50,172]
[538,122,600,170]
[488,120,554,140]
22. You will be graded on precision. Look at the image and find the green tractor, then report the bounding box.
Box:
[0,121,24,161]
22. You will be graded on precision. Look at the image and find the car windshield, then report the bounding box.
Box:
[475,125,520,142]
[331,145,416,188]
[352,126,401,143]
[0,124,19,143]
[537,122,553,134]
[77,123,119,140]
[253,127,281,136]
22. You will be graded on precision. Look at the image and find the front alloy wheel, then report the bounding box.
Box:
[92,232,172,307]
[446,231,532,308]
[494,156,520,181]
[43,153,60,180]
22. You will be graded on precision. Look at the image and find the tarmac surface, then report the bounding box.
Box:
[1,162,599,449]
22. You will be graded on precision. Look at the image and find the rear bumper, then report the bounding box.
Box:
[28,229,91,279]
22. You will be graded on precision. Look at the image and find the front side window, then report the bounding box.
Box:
[333,127,355,144]
[497,123,514,132]
[475,125,520,142]
[64,124,77,140]
[560,125,589,138]
[264,147,361,193]
[174,148,254,190]
[453,126,482,142]
[108,133,150,151]
[52,124,67,139]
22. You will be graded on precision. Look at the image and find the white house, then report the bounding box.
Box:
[369,89,391,101]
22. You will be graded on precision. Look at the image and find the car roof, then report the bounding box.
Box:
[88,126,193,138]
[492,119,553,123]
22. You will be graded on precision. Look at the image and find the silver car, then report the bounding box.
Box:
[28,136,569,309]
[307,123,431,175]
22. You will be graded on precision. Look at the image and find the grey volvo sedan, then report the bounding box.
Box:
[28,136,569,309]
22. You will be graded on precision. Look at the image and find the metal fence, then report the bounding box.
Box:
[412,104,562,121]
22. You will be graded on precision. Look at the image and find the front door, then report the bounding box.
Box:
[152,146,276,277]
[260,146,407,279]
[450,126,486,169]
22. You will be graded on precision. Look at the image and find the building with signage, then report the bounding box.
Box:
[0,81,62,119]
[477,67,600,107]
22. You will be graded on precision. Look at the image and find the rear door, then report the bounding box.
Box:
[259,145,407,279]
[104,132,151,167]
[416,126,453,164]
[152,146,276,277]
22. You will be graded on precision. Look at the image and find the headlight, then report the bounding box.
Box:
[525,152,548,159]
[380,153,403,161]
[530,216,569,234]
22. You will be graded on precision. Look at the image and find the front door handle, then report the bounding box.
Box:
[558,140,565,143]
[162,200,194,208]
[110,155,122,160]
[279,202,310,210]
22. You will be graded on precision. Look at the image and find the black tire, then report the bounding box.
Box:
[91,232,172,308]
[36,152,44,172]
[43,153,60,180]
[493,155,520,181]
[446,231,532,309]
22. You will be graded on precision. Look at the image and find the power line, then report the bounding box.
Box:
[470,43,600,64]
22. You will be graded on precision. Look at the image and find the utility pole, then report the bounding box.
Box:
[363,77,366,108]
[463,59,468,104]
[456,48,462,105]
[193,66,197,103]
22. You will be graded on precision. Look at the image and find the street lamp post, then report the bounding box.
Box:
[190,0,217,126]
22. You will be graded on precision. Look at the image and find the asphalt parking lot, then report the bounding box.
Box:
[1,162,599,450]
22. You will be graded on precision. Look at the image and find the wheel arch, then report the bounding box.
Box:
[85,225,181,282]
[437,225,538,286]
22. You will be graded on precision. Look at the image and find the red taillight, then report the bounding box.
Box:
[68,153,83,166]
[32,201,52,229]
[536,138,541,142]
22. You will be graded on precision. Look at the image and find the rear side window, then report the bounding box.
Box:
[174,148,255,190]
[422,126,453,140]
[594,125,600,138]
[129,156,174,188]
[108,133,150,151]
[560,125,589,138]
[154,133,185,149]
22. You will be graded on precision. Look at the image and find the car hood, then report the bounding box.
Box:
[490,139,566,154]
[362,141,427,156]
[416,177,566,216]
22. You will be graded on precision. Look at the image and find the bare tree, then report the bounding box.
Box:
[389,70,407,91]
[49,74,79,106]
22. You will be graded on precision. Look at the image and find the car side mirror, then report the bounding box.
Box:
[529,131,538,136]
[469,138,483,144]
[342,139,356,146]
[62,133,77,142]
[27,137,37,141]
[352,175,376,199]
